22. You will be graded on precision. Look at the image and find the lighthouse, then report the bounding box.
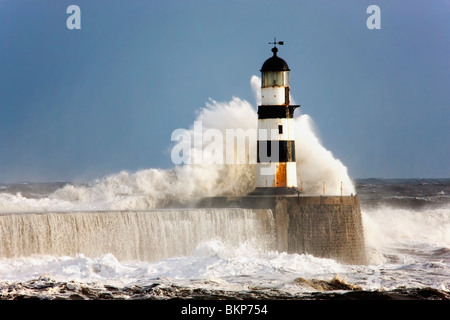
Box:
[204,41,367,265]
[252,40,300,195]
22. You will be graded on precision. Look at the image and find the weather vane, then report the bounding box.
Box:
[269,37,284,48]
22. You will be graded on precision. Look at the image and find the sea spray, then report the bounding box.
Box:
[362,204,450,249]
[294,115,355,195]
[0,75,355,212]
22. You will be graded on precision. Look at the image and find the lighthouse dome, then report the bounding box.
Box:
[260,47,290,72]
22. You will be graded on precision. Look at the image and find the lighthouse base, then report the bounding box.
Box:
[197,195,367,265]
[247,187,301,196]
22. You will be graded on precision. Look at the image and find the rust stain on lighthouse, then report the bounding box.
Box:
[276,163,287,187]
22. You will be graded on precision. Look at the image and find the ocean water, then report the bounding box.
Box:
[1,183,449,300]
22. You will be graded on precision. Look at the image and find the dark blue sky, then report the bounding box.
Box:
[0,0,449,182]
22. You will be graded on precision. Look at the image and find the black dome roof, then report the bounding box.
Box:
[260,47,290,72]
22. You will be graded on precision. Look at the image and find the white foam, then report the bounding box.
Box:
[0,253,147,285]
[362,205,450,250]
[0,76,355,213]
[0,240,346,289]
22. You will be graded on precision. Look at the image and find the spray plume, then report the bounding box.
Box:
[0,76,354,212]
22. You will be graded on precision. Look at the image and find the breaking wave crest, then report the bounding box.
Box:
[0,76,354,213]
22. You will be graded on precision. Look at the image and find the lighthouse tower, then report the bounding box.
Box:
[252,41,300,195]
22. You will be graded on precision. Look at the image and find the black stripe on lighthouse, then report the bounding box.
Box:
[257,140,296,163]
[257,105,300,119]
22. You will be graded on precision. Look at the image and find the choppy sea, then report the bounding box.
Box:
[0,178,449,305]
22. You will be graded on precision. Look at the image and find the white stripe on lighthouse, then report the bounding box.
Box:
[258,118,296,141]
[261,87,287,105]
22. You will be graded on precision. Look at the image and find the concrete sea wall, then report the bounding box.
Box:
[198,195,367,265]
[0,196,366,265]
[0,208,274,261]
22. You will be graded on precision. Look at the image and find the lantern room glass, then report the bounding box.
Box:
[262,71,289,87]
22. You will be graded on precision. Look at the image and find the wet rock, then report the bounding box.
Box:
[80,286,98,298]
[66,282,78,290]
[293,275,363,291]
[1,279,449,300]
[98,292,114,299]
[104,285,119,292]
